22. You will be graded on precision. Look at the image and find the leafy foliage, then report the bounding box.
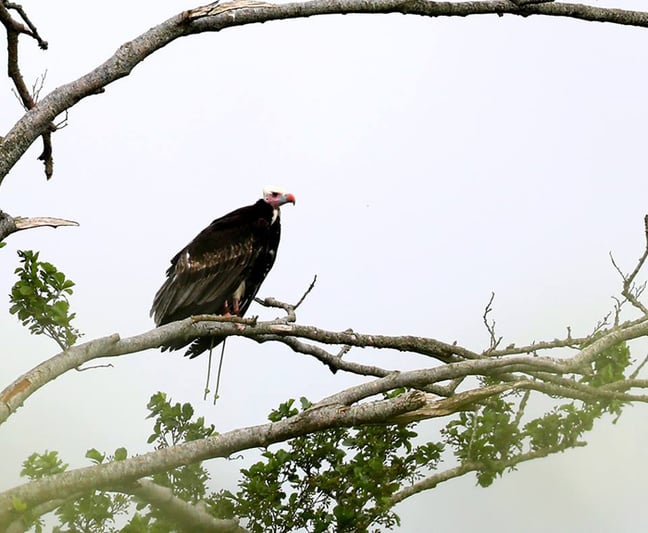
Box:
[146,393,215,516]
[443,341,632,487]
[217,397,444,533]
[118,392,219,532]
[20,449,130,533]
[443,396,522,486]
[9,250,80,349]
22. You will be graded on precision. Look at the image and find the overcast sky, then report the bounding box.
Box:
[2,1,648,531]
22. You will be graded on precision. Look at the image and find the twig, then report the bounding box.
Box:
[75,363,114,371]
[295,274,317,310]
[254,296,296,321]
[4,2,48,48]
[630,353,648,380]
[513,389,531,427]
[258,334,392,377]
[609,215,648,315]
[482,292,502,354]
[336,344,352,359]
[390,440,585,506]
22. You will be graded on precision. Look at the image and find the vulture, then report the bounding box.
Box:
[151,187,296,358]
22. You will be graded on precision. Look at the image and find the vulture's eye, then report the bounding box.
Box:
[272,192,279,197]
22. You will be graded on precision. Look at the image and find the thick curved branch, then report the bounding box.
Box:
[0,389,428,527]
[2,1,648,183]
[0,316,549,427]
[6,308,648,428]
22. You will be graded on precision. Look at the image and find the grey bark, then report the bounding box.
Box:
[2,1,648,184]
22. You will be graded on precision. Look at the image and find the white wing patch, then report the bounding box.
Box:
[233,280,246,301]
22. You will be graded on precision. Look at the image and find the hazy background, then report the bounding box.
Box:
[2,1,648,531]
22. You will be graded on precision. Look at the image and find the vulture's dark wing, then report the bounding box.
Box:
[151,204,272,327]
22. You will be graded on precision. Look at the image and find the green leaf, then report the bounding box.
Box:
[114,447,128,461]
[85,448,105,464]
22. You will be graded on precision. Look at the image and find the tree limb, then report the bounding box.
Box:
[124,479,247,532]
[0,2,53,178]
[0,316,546,427]
[0,210,78,242]
[0,390,428,528]
[6,303,648,428]
[2,1,648,183]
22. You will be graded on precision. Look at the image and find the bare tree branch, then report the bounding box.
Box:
[609,214,648,315]
[482,292,502,353]
[294,274,317,310]
[0,2,54,178]
[2,1,648,183]
[0,210,78,242]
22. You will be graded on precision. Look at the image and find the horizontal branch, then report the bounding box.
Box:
[6,306,648,428]
[0,210,78,242]
[0,316,479,427]
[2,0,648,183]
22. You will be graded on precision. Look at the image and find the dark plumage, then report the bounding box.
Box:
[151,188,295,358]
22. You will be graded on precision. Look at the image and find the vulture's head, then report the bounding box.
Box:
[263,187,296,209]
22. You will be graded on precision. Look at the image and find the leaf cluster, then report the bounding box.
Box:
[443,341,632,487]
[122,392,219,532]
[9,250,80,349]
[217,397,444,533]
[20,450,129,533]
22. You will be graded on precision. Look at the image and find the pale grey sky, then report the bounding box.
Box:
[2,1,648,531]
